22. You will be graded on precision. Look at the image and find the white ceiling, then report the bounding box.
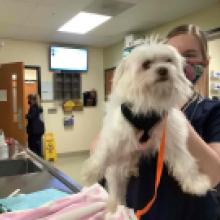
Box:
[0,0,217,47]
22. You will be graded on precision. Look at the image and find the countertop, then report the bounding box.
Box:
[0,150,81,198]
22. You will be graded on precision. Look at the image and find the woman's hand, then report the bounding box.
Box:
[186,121,220,187]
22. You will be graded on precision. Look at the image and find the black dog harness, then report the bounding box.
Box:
[121,103,162,143]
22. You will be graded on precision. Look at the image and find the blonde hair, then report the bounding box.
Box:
[167,24,208,61]
[28,94,41,106]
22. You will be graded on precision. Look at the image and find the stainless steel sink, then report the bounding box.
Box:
[0,159,42,177]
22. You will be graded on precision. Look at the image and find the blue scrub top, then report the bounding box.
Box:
[126,97,220,220]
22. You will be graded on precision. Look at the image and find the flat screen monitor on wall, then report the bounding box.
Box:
[49,46,88,72]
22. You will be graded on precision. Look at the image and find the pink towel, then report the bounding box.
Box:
[0,184,136,220]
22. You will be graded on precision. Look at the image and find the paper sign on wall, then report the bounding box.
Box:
[0,90,7,102]
[41,82,53,101]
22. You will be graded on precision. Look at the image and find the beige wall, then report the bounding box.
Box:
[209,39,220,72]
[103,40,124,69]
[103,1,220,69]
[208,38,220,98]
[0,39,104,153]
[146,1,220,37]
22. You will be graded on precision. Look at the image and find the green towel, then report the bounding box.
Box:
[0,188,69,211]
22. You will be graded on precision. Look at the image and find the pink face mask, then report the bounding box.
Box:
[184,62,205,84]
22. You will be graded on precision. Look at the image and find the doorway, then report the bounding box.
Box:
[104,67,115,101]
[24,66,41,115]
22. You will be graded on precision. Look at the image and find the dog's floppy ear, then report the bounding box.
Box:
[112,58,126,91]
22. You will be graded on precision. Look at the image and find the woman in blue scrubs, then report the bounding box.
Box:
[126,24,220,220]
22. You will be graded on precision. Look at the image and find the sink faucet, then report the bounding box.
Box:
[13,150,29,159]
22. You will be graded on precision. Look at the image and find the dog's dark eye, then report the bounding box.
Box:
[166,58,173,63]
[142,60,151,69]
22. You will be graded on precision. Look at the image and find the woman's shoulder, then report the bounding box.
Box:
[200,97,220,111]
[187,97,220,142]
[186,96,220,120]
[196,97,220,121]
[33,104,43,112]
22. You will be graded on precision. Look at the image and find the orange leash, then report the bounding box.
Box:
[135,121,166,220]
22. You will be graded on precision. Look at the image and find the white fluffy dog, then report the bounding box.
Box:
[82,41,211,211]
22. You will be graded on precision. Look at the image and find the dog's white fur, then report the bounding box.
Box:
[82,42,211,211]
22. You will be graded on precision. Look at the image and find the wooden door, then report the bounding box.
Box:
[0,62,26,145]
[104,68,115,100]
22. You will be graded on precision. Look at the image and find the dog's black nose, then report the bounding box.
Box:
[157,67,168,77]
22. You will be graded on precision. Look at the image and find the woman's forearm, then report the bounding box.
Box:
[187,122,220,187]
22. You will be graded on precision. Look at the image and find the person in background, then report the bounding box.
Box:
[125,24,220,220]
[26,94,45,157]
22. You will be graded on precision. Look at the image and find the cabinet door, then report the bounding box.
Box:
[54,73,64,100]
[71,74,81,99]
